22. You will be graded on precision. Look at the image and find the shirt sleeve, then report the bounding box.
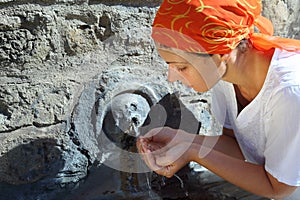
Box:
[264,86,300,186]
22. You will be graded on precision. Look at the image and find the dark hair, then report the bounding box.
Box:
[237,39,250,53]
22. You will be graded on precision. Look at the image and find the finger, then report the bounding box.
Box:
[136,139,142,152]
[137,136,153,147]
[136,138,146,154]
[155,153,175,167]
[139,145,176,178]
[148,143,163,153]
[137,138,151,152]
[155,144,187,166]
[138,141,153,161]
[143,149,164,172]
[138,137,165,154]
[137,139,151,165]
[155,164,175,178]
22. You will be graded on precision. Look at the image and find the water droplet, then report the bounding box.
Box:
[115,118,119,127]
[145,173,152,190]
[134,125,140,137]
[185,191,189,197]
[174,173,189,197]
[174,174,184,189]
[161,176,166,186]
[145,173,157,199]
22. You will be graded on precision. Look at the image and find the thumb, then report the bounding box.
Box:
[156,153,174,166]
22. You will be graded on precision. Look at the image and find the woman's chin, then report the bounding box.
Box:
[191,85,209,93]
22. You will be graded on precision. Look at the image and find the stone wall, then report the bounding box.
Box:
[0,0,299,199]
[263,0,300,39]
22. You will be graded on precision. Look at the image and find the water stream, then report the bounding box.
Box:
[174,173,189,197]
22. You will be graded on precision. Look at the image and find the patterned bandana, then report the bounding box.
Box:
[152,0,300,54]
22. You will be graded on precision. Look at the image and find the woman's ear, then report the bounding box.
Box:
[216,54,229,79]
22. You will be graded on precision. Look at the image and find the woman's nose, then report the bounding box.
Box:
[167,67,182,82]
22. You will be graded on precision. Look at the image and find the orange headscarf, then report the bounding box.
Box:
[152,0,300,54]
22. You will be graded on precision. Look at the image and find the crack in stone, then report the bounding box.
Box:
[67,121,93,169]
[0,121,65,134]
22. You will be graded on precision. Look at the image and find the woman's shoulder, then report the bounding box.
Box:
[269,48,300,87]
[272,48,300,68]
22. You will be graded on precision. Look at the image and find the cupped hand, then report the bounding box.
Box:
[139,126,196,147]
[154,141,196,177]
[136,127,197,178]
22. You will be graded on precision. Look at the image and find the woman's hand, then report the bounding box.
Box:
[138,126,197,146]
[136,127,197,178]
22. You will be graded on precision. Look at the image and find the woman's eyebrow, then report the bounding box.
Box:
[166,61,188,64]
[190,52,213,57]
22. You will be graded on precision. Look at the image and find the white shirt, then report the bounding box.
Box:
[211,48,300,186]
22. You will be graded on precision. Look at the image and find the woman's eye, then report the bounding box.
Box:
[176,66,187,72]
[166,62,188,72]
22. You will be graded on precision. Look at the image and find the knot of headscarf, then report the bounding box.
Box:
[152,0,300,54]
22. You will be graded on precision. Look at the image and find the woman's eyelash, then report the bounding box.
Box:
[166,62,188,72]
[176,66,187,72]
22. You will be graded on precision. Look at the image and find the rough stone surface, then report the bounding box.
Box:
[262,0,300,39]
[0,0,299,199]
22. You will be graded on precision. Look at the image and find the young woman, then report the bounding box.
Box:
[137,0,300,199]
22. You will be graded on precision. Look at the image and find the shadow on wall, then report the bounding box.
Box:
[0,138,65,199]
[141,93,202,133]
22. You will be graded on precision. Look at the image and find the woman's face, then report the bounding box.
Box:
[157,47,227,92]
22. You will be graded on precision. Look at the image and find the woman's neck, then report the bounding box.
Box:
[223,48,274,101]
